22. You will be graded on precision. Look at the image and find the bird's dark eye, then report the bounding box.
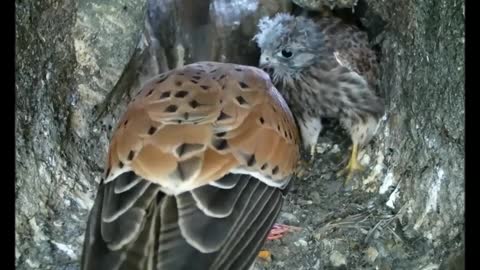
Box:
[281,50,293,58]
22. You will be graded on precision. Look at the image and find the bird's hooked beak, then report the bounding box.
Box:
[259,54,271,66]
[259,54,274,74]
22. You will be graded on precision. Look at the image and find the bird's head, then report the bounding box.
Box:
[253,13,327,85]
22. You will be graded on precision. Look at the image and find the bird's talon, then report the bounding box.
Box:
[337,143,364,185]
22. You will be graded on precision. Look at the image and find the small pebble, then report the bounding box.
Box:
[310,191,321,202]
[366,246,379,262]
[295,239,308,247]
[331,144,341,153]
[330,250,347,267]
[360,153,371,166]
[298,199,313,205]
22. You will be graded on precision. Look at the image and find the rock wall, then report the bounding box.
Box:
[16,0,146,268]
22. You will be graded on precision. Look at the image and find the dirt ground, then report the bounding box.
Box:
[252,120,419,270]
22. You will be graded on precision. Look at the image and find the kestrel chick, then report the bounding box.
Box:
[81,62,300,270]
[254,13,384,184]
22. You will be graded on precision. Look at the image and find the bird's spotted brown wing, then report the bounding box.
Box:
[81,62,300,270]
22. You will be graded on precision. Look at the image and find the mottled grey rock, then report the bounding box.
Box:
[72,0,146,139]
[368,0,464,256]
[15,0,146,269]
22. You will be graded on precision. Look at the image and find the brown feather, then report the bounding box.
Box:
[105,62,300,192]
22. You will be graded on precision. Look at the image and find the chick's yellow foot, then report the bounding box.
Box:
[337,143,364,185]
[337,157,364,183]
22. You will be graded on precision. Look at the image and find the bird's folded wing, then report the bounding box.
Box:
[316,17,379,89]
[310,19,384,118]
[81,172,285,270]
[81,62,300,270]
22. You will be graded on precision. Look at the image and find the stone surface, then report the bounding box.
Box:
[15,0,146,269]
[15,0,464,269]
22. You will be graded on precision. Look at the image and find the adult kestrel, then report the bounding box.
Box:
[80,62,301,270]
[254,13,384,184]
